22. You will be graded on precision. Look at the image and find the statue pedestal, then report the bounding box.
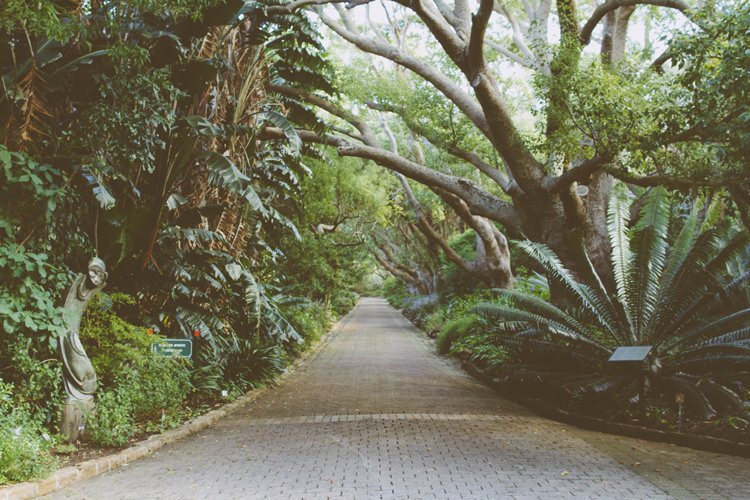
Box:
[61,398,94,443]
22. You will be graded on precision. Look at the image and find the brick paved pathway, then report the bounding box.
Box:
[46,298,750,500]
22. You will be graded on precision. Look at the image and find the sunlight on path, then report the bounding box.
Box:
[45,298,749,500]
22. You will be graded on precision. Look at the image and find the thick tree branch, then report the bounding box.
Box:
[268,83,378,143]
[606,169,748,191]
[372,248,427,292]
[317,12,492,138]
[265,0,365,15]
[262,126,522,230]
[366,99,516,193]
[467,0,494,71]
[388,0,545,192]
[580,0,691,46]
[545,154,611,193]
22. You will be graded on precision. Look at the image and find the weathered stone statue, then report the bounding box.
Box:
[60,257,107,442]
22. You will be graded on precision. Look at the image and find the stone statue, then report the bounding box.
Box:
[60,257,107,442]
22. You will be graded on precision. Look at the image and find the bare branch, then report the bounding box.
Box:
[492,2,537,64]
[486,40,531,67]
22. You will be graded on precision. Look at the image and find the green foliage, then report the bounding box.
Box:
[671,3,750,172]
[286,302,331,346]
[331,291,359,317]
[451,332,508,370]
[382,277,410,308]
[436,315,480,355]
[120,357,192,423]
[87,355,191,446]
[85,388,136,448]
[475,185,750,418]
[278,156,388,303]
[0,382,58,484]
[80,294,156,387]
[73,46,182,189]
[423,310,447,337]
[0,149,71,374]
[0,0,373,482]
[219,341,285,392]
[0,147,90,428]
[0,244,68,347]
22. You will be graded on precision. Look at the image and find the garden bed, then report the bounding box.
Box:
[457,352,750,458]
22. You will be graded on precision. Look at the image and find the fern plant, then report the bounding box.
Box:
[476,185,750,419]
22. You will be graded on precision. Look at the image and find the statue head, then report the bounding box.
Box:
[87,257,107,288]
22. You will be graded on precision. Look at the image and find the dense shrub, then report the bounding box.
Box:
[80,294,155,387]
[219,339,285,393]
[286,302,331,345]
[79,294,192,445]
[450,332,509,371]
[0,383,58,483]
[331,290,359,317]
[382,277,409,307]
[85,388,136,447]
[400,294,439,328]
[87,356,191,446]
[436,315,480,355]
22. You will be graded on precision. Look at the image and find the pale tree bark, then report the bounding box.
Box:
[380,115,513,287]
[263,0,716,289]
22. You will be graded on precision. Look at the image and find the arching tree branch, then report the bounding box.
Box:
[580,0,691,46]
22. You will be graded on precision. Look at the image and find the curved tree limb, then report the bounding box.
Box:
[365,99,516,193]
[317,11,492,139]
[260,126,522,230]
[580,0,691,46]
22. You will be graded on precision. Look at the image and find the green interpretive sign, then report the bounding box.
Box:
[152,339,193,358]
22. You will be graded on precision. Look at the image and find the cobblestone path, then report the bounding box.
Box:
[46,298,750,500]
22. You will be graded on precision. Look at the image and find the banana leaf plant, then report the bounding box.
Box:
[475,185,750,419]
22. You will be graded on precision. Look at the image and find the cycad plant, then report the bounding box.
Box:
[476,185,750,419]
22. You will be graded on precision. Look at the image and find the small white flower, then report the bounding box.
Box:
[221,390,228,398]
[42,433,51,441]
[13,427,21,437]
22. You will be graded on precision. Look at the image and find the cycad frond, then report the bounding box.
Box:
[520,240,627,344]
[663,301,750,353]
[607,183,634,334]
[491,289,609,348]
[475,301,609,353]
[629,187,670,340]
[649,204,701,341]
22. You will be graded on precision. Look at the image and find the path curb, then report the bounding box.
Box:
[0,303,360,500]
